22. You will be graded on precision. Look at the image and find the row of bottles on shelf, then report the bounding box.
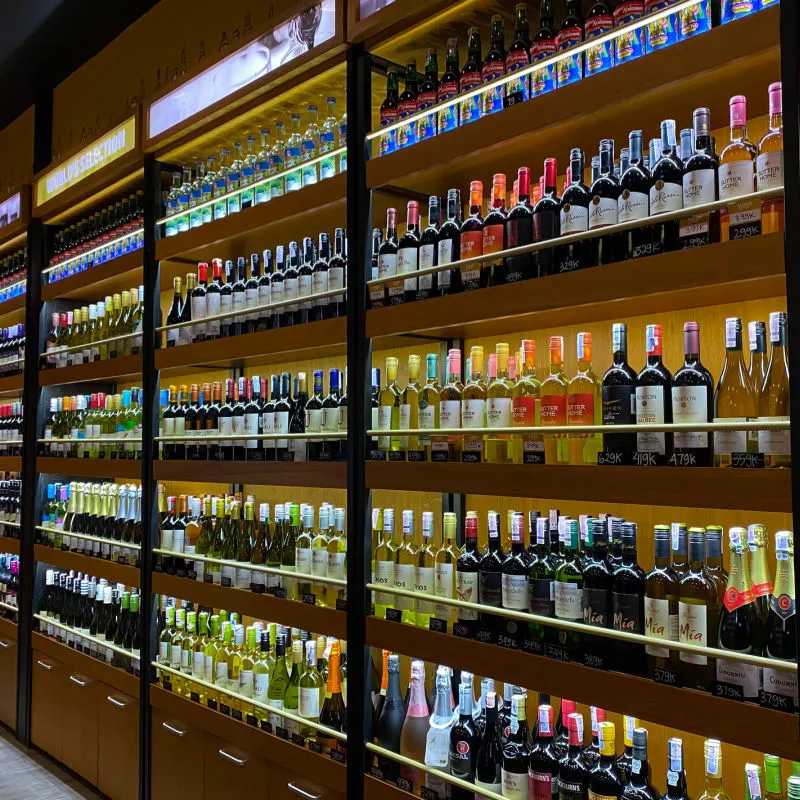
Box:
[0,325,25,376]
[0,247,26,303]
[0,553,18,612]
[372,89,783,306]
[38,481,142,566]
[163,97,347,236]
[0,405,23,456]
[157,493,346,608]
[44,288,144,367]
[159,369,347,463]
[38,570,141,673]
[164,234,347,347]
[372,314,789,467]
[371,507,797,712]
[156,602,347,753]
[378,0,769,155]
[373,654,793,800]
[0,480,22,537]
[47,191,145,278]
[42,389,143,459]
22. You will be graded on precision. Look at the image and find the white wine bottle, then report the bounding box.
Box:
[759,311,790,468]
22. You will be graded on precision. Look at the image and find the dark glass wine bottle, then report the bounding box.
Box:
[602,323,637,461]
[479,510,505,641]
[437,188,462,295]
[635,324,673,463]
[589,721,624,800]
[558,711,589,800]
[474,690,502,795]
[618,130,653,259]
[376,653,405,781]
[505,166,534,282]
[582,706,606,771]
[582,519,612,669]
[612,522,646,676]
[530,704,560,800]
[501,692,531,799]
[589,139,620,267]
[660,737,689,800]
[649,119,683,254]
[554,519,583,662]
[450,682,480,797]
[557,148,590,273]
[614,716,637,784]
[622,728,659,800]
[533,157,561,277]
[455,515,481,636]
[644,525,680,682]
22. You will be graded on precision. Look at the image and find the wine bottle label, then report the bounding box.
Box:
[644,596,675,657]
[582,587,610,627]
[298,275,313,308]
[398,247,419,294]
[397,403,412,449]
[253,672,269,700]
[719,160,755,200]
[540,394,567,426]
[245,412,259,449]
[529,578,554,616]
[205,291,221,336]
[554,581,582,620]
[529,769,559,800]
[416,565,435,614]
[462,399,485,429]
[284,278,299,311]
[437,239,454,288]
[502,573,529,610]
[250,570,266,590]
[613,591,643,633]
[245,288,259,320]
[232,291,246,318]
[460,231,483,283]
[298,686,321,719]
[683,168,716,207]
[236,567,251,589]
[321,407,338,434]
[482,223,505,267]
[270,281,284,308]
[178,320,193,345]
[499,770,528,800]
[487,397,512,427]
[328,552,346,581]
[456,570,479,619]
[418,402,436,431]
[678,600,708,664]
[672,385,709,448]
[589,792,621,800]
[618,190,649,223]
[378,253,397,283]
[159,641,169,663]
[306,408,322,434]
[614,2,646,60]
[567,392,595,426]
[589,196,618,229]
[312,270,328,298]
[560,203,589,234]
[394,563,416,610]
[377,406,392,450]
[439,400,460,429]
[425,726,451,768]
[635,385,666,453]
[712,416,748,456]
[650,180,683,215]
[716,657,760,699]
[418,243,435,291]
[374,559,394,606]
[232,414,245,440]
[274,411,289,449]
[328,266,344,301]
[170,645,182,670]
[479,570,502,608]
[759,416,791,455]
[757,150,783,191]
[295,547,312,575]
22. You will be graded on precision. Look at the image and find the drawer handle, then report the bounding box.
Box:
[161,721,187,737]
[106,695,129,708]
[218,748,247,766]
[288,783,321,799]
[36,660,53,670]
[0,639,10,648]
[69,675,89,687]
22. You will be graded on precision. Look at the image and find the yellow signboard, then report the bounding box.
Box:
[36,116,137,208]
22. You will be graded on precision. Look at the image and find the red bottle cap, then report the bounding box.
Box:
[197,262,208,282]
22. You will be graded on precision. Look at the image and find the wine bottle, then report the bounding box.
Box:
[398,200,421,303]
[530,703,560,800]
[589,139,620,267]
[501,693,531,799]
[582,706,606,770]
[619,130,653,259]
[558,148,590,272]
[554,519,583,662]
[623,728,659,800]
[764,755,785,800]
[558,712,589,800]
[645,525,680,683]
[541,336,569,464]
[611,522,646,676]
[660,737,688,800]
[437,189,462,295]
[479,510,505,639]
[450,682,479,794]
[614,716,637,784]
[698,740,731,800]
[505,166,534,282]
[399,660,429,791]
[424,666,455,798]
[747,523,772,623]
[680,107,720,248]
[377,653,405,781]
[483,173,508,287]
[502,511,531,624]
[455,514,481,635]
[636,324,673,463]
[581,518,612,669]
[475,690,502,796]
[760,311,791,467]
[649,119,683,254]
[589,720,623,800]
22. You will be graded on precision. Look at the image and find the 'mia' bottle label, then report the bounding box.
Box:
[530,39,556,96]
[678,0,712,39]
[584,12,614,76]
[645,0,679,51]
[555,26,583,87]
[721,0,759,23]
[613,1,645,64]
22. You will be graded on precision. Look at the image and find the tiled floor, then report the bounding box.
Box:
[0,725,104,799]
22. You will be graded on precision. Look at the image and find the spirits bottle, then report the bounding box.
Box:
[758,83,784,234]
[623,728,659,800]
[619,130,653,258]
[379,69,400,156]
[284,114,303,193]
[671,321,714,467]
[716,527,763,701]
[240,135,257,210]
[377,653,406,781]
[590,139,620,266]
[450,682,480,789]
[698,740,731,800]
[555,0,584,88]
[719,95,759,241]
[437,39,460,135]
[462,346,487,462]
[585,0,614,78]
[534,157,561,277]
[269,120,286,199]
[460,28,483,126]
[567,332,602,465]
[759,312,790,467]
[399,660,429,791]
[460,181,484,292]
[226,143,243,215]
[254,128,272,205]
[300,104,320,188]
[559,712,589,800]
[456,515,481,634]
[589,721,623,799]
[645,525,680,681]
[397,60,419,150]
[417,49,439,142]
[531,0,557,97]
[318,97,338,181]
[506,4,531,104]
[558,148,590,272]
[540,336,569,464]
[481,15,506,117]
[714,317,758,466]
[483,173,508,287]
[636,324,673,463]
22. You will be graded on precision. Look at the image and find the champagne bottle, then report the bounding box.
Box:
[399,660,429,792]
[376,654,405,781]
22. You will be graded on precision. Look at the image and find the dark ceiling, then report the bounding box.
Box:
[0,0,161,133]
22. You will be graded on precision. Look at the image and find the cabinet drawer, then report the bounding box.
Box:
[203,735,270,798]
[151,709,204,800]
[269,764,346,800]
[61,672,99,785]
[0,634,17,728]
[97,690,139,800]
[31,652,63,761]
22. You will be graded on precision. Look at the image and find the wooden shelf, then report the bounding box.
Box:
[0,536,20,554]
[156,174,347,263]
[0,617,17,639]
[0,294,27,323]
[364,776,412,800]
[36,457,141,480]
[156,317,347,374]
[154,459,347,488]
[0,372,23,395]
[34,544,140,587]
[365,462,792,512]
[41,250,143,302]
[369,234,786,343]
[32,631,139,698]
[366,8,779,195]
[150,685,346,792]
[39,354,141,386]
[151,572,346,639]
[366,617,800,761]
[0,457,22,473]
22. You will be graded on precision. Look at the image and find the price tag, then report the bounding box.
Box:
[461,451,481,464]
[713,681,744,701]
[276,726,289,739]
[668,452,701,467]
[291,732,305,746]
[302,593,316,605]
[522,636,544,655]
[546,644,573,662]
[497,632,519,650]
[522,452,546,465]
[231,708,243,721]
[307,740,323,754]
[206,698,217,711]
[732,452,765,469]
[335,599,348,612]
[632,451,661,466]
[274,587,288,600]
[385,608,403,622]
[387,450,405,462]
[406,450,426,462]
[203,574,214,584]
[430,451,451,463]
[421,788,441,800]
[368,449,387,461]
[652,668,681,687]
[162,678,173,692]
[760,689,797,713]
[583,650,607,670]
[475,627,494,644]
[428,618,447,633]
[370,766,384,781]
[221,576,232,588]
[246,714,259,727]
[453,623,474,640]
[397,777,414,793]
[260,720,274,733]
[190,691,200,703]
[597,451,625,465]
[330,748,346,764]
[219,702,231,716]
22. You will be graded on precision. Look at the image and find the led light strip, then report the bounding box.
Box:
[34,614,139,661]
[156,147,347,227]
[155,432,346,442]
[36,526,142,551]
[152,661,348,742]
[152,547,347,587]
[367,187,785,287]
[0,280,25,295]
[367,583,796,671]
[366,0,704,143]
[37,437,142,444]
[42,228,144,277]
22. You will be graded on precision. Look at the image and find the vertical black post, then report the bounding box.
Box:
[139,154,160,800]
[778,0,800,735]
[345,42,371,800]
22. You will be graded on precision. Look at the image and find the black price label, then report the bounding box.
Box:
[546,644,573,663]
[368,449,387,461]
[291,732,306,746]
[497,632,519,650]
[190,691,200,703]
[428,618,447,633]
[246,714,259,727]
[461,452,481,463]
[385,608,403,623]
[397,777,414,793]
[430,451,450,463]
[387,450,405,462]
[335,599,348,612]
[523,452,546,465]
[597,451,625,465]
[652,668,681,687]
[232,708,243,721]
[713,681,745,701]
[206,699,217,711]
[475,627,494,644]
[668,452,700,467]
[453,623,474,640]
[221,576,232,588]
[302,593,316,605]
[370,766,384,781]
[219,702,231,716]
[317,452,333,462]
[203,574,214,584]
[406,450,426,462]
[330,749,346,764]
[307,740,323,754]
[163,679,173,692]
[732,452,765,469]
[276,726,289,739]
[760,690,797,713]
[274,587,288,600]
[632,451,661,466]
[522,636,544,655]
[261,720,273,733]
[421,788,441,800]
[277,452,294,462]
[583,651,608,670]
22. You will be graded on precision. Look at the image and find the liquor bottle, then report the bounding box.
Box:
[559,712,589,800]
[399,660,429,791]
[715,527,763,701]
[462,345,487,462]
[555,519,583,661]
[679,528,718,690]
[398,200,421,303]
[660,738,689,800]
[758,83,784,234]
[585,0,614,79]
[432,38,459,136]
[623,728,658,800]
[649,119,683,254]
[379,69,400,156]
[531,0,557,97]
[450,682,479,791]
[413,48,439,144]
[558,148,590,272]
[534,157,561,277]
[719,95,759,241]
[581,519,612,668]
[714,317,758,466]
[460,181,484,292]
[589,721,623,799]
[396,59,419,150]
[500,692,530,799]
[455,515,481,634]
[680,107,720,248]
[567,332,602,465]
[759,312,790,467]
[602,323,637,461]
[483,173,507,287]
[504,3,531,105]
[480,15,507,117]
[590,139,620,266]
[541,336,569,465]
[698,740,731,800]
[460,28,483,126]
[505,166,534,282]
[555,0,584,88]
[611,522,646,675]
[645,525,680,681]
[671,321,714,467]
[437,188,462,295]
[636,324,672,463]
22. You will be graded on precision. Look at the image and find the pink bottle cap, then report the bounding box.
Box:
[729,95,747,128]
[769,82,782,115]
